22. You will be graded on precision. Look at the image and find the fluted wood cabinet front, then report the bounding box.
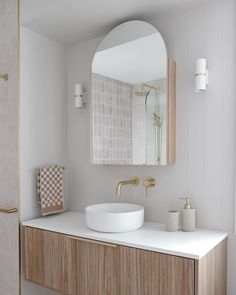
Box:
[118,246,194,295]
[25,228,118,295]
[72,236,118,295]
[24,227,227,295]
[24,227,77,294]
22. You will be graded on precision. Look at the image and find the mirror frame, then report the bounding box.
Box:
[167,59,176,164]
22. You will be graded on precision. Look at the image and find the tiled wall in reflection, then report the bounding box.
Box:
[92,73,132,164]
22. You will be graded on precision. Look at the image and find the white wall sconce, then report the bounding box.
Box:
[195,58,208,92]
[74,83,84,108]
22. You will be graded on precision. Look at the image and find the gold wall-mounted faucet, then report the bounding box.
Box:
[116,177,140,196]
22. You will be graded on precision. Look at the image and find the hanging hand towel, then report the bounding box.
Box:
[37,165,65,216]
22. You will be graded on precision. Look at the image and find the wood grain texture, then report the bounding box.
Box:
[24,228,227,295]
[64,237,77,295]
[195,238,227,295]
[66,234,117,248]
[118,245,195,295]
[167,58,176,165]
[24,227,77,294]
[73,236,118,295]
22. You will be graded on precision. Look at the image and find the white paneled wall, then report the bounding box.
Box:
[151,0,236,231]
[67,0,235,231]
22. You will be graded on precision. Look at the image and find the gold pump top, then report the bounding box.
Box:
[181,197,191,209]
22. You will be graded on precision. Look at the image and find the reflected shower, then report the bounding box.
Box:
[134,84,157,110]
[134,83,157,97]
[134,83,162,164]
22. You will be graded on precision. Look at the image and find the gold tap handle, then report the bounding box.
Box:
[143,178,156,188]
[0,207,18,213]
[143,178,156,197]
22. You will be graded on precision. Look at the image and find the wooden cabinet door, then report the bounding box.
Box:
[118,245,195,295]
[25,228,195,295]
[24,227,77,294]
[69,236,118,295]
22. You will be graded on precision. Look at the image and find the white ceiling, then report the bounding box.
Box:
[92,34,167,84]
[20,0,197,46]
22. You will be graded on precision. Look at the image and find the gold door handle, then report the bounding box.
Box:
[0,207,18,213]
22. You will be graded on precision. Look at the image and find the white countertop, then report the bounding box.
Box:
[22,211,228,260]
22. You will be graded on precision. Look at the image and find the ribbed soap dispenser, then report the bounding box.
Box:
[180,197,195,232]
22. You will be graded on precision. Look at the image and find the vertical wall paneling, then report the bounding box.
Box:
[67,0,236,232]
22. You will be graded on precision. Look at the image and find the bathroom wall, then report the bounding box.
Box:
[66,0,236,293]
[67,0,235,232]
[20,26,67,295]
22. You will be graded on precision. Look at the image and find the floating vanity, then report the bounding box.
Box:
[23,211,227,295]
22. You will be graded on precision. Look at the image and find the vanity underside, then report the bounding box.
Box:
[24,227,227,295]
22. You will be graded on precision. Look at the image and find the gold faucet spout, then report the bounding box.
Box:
[116,177,140,196]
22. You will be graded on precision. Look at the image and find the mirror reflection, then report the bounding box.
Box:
[91,20,168,165]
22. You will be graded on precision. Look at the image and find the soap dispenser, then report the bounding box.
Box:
[181,197,195,232]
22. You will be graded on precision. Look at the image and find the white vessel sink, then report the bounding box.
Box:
[85,203,144,233]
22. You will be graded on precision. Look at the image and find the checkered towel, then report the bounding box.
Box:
[37,165,65,216]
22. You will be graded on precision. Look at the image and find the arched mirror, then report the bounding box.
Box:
[91,20,175,165]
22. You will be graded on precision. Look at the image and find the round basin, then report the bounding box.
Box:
[85,203,144,233]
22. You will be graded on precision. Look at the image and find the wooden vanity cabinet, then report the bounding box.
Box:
[24,227,77,294]
[24,227,227,295]
[24,228,118,295]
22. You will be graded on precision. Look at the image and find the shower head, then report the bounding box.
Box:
[134,83,158,96]
[134,85,150,96]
